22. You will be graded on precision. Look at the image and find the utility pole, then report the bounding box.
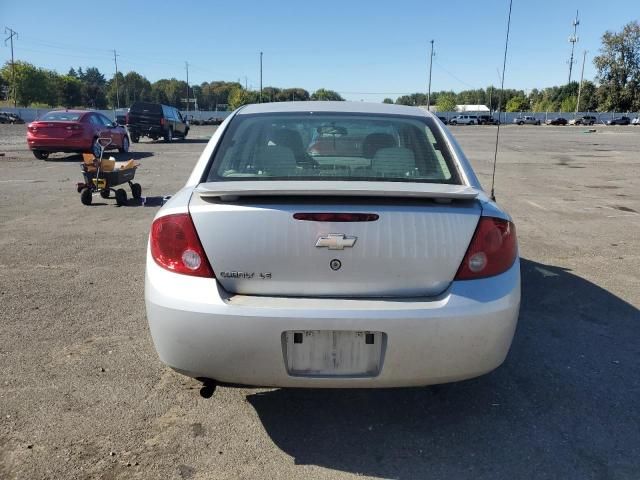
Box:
[575,50,587,116]
[4,27,18,108]
[426,40,434,111]
[567,10,580,84]
[259,51,263,103]
[112,49,120,109]
[185,61,190,113]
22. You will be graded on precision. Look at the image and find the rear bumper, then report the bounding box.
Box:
[27,137,91,151]
[145,255,521,388]
[127,125,163,137]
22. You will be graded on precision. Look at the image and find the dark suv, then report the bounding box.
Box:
[126,102,189,142]
[477,115,499,125]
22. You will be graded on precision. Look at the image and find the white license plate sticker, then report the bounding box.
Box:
[284,330,384,377]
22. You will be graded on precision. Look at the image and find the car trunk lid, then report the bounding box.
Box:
[29,121,80,138]
[189,181,481,298]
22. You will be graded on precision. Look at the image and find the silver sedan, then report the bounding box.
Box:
[145,101,520,390]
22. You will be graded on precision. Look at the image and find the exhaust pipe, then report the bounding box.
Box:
[197,378,217,398]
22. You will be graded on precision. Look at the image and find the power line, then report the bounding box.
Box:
[4,27,18,108]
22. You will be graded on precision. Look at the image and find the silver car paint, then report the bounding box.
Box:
[145,254,520,387]
[190,194,481,297]
[146,101,520,387]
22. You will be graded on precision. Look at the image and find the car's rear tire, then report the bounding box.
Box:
[518,121,524,125]
[32,150,49,160]
[118,136,130,153]
[164,128,173,143]
[131,133,140,143]
[183,128,189,139]
[100,189,110,199]
[80,188,93,205]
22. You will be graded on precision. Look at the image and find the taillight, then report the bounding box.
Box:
[150,213,214,278]
[160,118,165,126]
[455,217,517,280]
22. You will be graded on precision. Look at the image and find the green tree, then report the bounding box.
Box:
[560,96,577,112]
[228,87,258,110]
[82,67,107,108]
[277,88,309,102]
[506,96,529,112]
[0,61,50,106]
[436,94,457,112]
[395,93,427,106]
[577,80,598,111]
[57,75,82,107]
[310,88,344,101]
[594,21,640,111]
[382,98,394,104]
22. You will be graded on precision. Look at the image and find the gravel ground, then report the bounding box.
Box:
[0,123,638,480]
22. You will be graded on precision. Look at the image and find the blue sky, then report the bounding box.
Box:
[1,1,637,101]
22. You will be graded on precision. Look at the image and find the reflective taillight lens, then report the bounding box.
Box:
[150,213,214,278]
[455,217,517,280]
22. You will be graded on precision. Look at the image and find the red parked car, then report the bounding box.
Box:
[27,110,130,160]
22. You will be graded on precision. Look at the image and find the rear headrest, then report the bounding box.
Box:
[255,145,297,176]
[362,133,397,158]
[371,147,416,177]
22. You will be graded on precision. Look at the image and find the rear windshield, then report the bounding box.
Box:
[130,102,162,114]
[206,113,460,184]
[40,111,82,121]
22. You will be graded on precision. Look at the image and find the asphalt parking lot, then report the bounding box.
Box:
[1,123,638,480]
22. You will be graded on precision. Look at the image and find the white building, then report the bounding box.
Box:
[456,104,490,112]
[418,104,490,113]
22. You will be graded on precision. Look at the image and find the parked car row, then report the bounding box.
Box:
[188,116,225,126]
[438,114,501,125]
[0,111,25,124]
[441,114,639,127]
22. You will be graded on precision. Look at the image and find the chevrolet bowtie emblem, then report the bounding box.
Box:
[315,234,357,250]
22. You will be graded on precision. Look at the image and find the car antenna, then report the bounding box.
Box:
[490,0,513,202]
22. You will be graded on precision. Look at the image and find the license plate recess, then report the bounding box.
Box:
[284,330,384,377]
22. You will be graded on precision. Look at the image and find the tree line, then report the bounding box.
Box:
[0,61,344,111]
[1,21,637,112]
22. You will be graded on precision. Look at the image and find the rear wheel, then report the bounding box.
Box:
[115,188,127,206]
[131,133,140,143]
[32,150,49,160]
[80,188,93,205]
[118,136,130,153]
[100,189,110,199]
[164,128,173,143]
[518,121,524,125]
[131,183,142,199]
